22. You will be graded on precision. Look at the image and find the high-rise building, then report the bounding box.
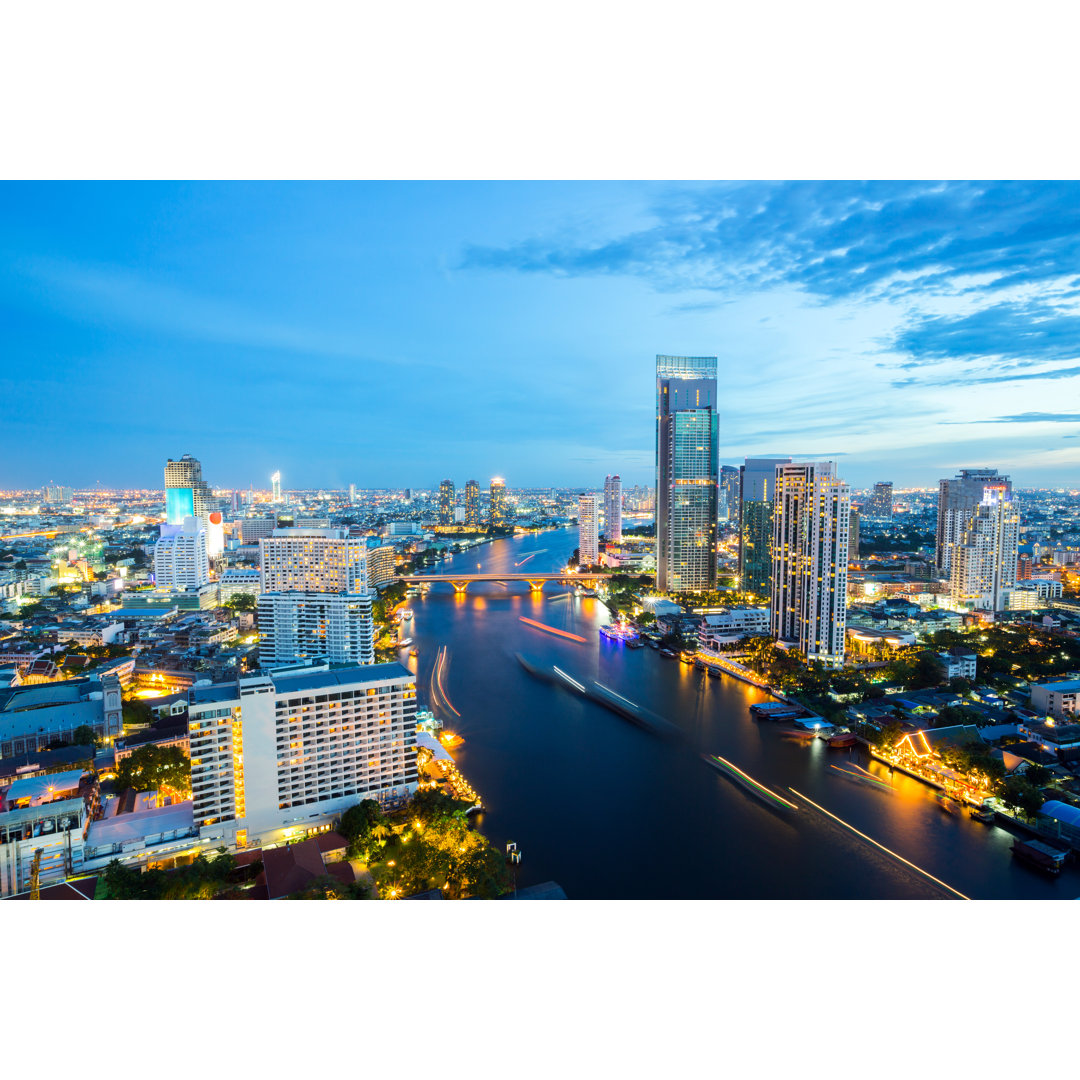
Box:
[464,480,480,527]
[271,471,282,503]
[720,466,740,526]
[349,483,357,505]
[188,663,418,849]
[578,494,600,565]
[849,507,860,561]
[948,482,1019,612]
[936,469,1013,577]
[257,592,374,668]
[153,516,210,589]
[366,546,397,590]
[438,479,455,526]
[603,475,622,543]
[770,462,850,667]
[738,457,791,601]
[165,454,212,525]
[866,482,894,519]
[490,478,508,527]
[259,529,369,593]
[655,355,719,593]
[42,485,74,504]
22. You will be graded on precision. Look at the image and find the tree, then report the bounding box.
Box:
[72,724,99,748]
[115,744,191,798]
[122,697,155,728]
[225,592,257,613]
[339,799,389,860]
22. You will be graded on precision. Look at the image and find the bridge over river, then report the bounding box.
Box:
[395,571,611,593]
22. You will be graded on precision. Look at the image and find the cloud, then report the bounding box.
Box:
[892,363,1080,389]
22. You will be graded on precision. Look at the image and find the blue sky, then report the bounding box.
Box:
[3,181,1080,491]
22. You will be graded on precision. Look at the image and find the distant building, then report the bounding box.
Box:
[738,456,791,602]
[164,454,212,525]
[438,480,455,526]
[849,507,860,560]
[218,566,261,601]
[720,466,739,526]
[936,469,1012,577]
[367,546,397,589]
[257,592,374,668]
[603,475,622,543]
[1030,679,1080,721]
[42,485,74,504]
[271,471,282,503]
[948,482,1018,612]
[578,495,600,565]
[936,647,977,681]
[866,482,893,519]
[154,517,210,589]
[260,529,368,594]
[464,480,480,527]
[655,355,719,593]
[489,478,508,527]
[188,663,418,850]
[770,461,850,666]
[699,608,770,650]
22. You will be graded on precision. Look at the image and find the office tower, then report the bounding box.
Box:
[271,471,282,503]
[490,477,508,526]
[936,469,1013,577]
[366,546,397,589]
[738,456,791,601]
[165,454,212,525]
[42,485,74,504]
[867,482,894,519]
[949,482,1019,612]
[153,516,210,589]
[655,355,719,593]
[438,479,455,526]
[464,480,480,526]
[230,490,242,513]
[188,663,418,849]
[259,529,369,593]
[720,466,740,526]
[770,462,850,666]
[603,475,623,542]
[578,494,600,565]
[849,507,860,560]
[349,483,357,505]
[257,592,375,667]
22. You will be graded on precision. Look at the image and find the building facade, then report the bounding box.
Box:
[866,482,894,519]
[655,355,719,593]
[437,480,455,525]
[936,469,1012,577]
[154,516,210,589]
[720,465,740,526]
[578,494,600,565]
[603,474,622,543]
[738,456,791,602]
[948,482,1019,612]
[489,478,508,526]
[188,664,418,850]
[259,529,369,594]
[770,461,850,666]
[164,454,213,525]
[257,592,375,668]
[464,480,480,526]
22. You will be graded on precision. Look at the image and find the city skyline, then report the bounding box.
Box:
[4,182,1080,489]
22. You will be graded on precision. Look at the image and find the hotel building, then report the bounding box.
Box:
[578,494,600,565]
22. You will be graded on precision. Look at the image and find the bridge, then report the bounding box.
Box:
[395,571,611,593]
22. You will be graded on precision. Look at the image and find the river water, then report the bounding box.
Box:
[404,527,1078,899]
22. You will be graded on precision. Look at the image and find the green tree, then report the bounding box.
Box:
[225,592,257,613]
[114,744,191,797]
[72,724,99,748]
[339,799,389,860]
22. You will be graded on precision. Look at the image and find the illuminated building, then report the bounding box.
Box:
[849,507,860,560]
[260,529,369,593]
[948,482,1018,612]
[240,515,329,544]
[578,494,600,565]
[738,456,791,602]
[188,663,418,850]
[366,545,397,589]
[271,471,282,503]
[489,477,508,526]
[936,469,1012,577]
[257,592,374,667]
[655,355,719,593]
[42,485,74,504]
[438,479,455,525]
[349,483,357,505]
[770,461,850,666]
[164,454,212,525]
[603,475,622,543]
[0,673,123,759]
[866,481,894,519]
[720,466,739,526]
[154,516,210,589]
[464,480,480,526]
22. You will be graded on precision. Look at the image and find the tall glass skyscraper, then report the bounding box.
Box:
[738,456,791,601]
[655,355,718,593]
[489,477,508,526]
[603,474,622,543]
[438,479,455,525]
[464,480,480,526]
[164,453,212,525]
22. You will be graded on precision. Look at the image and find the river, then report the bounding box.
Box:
[403,527,1078,899]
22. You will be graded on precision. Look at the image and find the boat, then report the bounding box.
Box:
[1011,838,1067,875]
[679,651,695,664]
[706,666,721,678]
[969,805,995,824]
[694,659,707,671]
[409,647,418,657]
[401,609,414,620]
[649,641,660,650]
[398,637,413,648]
[626,638,646,649]
[749,702,806,721]
[827,731,857,748]
[439,731,465,749]
[660,648,677,659]
[935,791,960,814]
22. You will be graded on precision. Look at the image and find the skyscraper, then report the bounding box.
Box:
[271,471,282,503]
[936,469,1013,577]
[349,483,357,505]
[578,494,600,565]
[738,456,791,601]
[490,477,508,527]
[849,507,860,561]
[720,465,740,526]
[866,481,894,519]
[603,475,622,543]
[153,516,210,589]
[770,462,850,667]
[948,482,1019,612]
[438,479,455,525]
[655,355,719,593]
[464,480,480,527]
[259,529,369,593]
[165,454,212,525]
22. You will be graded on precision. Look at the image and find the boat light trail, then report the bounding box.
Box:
[709,755,798,811]
[514,549,547,566]
[788,788,970,900]
[519,617,586,643]
[553,667,586,693]
[594,683,639,709]
[830,764,893,790]
[431,646,461,718]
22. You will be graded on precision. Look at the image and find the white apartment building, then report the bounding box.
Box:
[259,529,368,593]
[258,592,375,668]
[770,461,850,666]
[153,516,210,589]
[603,474,622,543]
[188,664,419,850]
[367,546,397,590]
[578,494,600,565]
[948,483,1018,612]
[699,608,770,651]
[936,469,1011,577]
[218,566,262,601]
[1030,679,1080,720]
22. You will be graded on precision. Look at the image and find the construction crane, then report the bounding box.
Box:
[30,848,43,900]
